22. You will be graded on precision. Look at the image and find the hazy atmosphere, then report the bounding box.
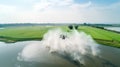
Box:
[0,0,120,23]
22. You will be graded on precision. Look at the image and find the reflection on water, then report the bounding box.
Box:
[0,28,5,29]
[0,41,120,67]
[0,41,77,67]
[105,27,120,32]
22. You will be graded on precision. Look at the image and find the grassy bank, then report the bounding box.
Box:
[78,26,120,48]
[0,26,120,48]
[0,26,53,43]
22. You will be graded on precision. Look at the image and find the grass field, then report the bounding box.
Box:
[0,25,120,48]
[0,26,54,42]
[78,26,120,48]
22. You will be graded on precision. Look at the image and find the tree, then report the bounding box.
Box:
[68,25,73,30]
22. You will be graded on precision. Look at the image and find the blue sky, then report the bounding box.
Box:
[0,0,120,23]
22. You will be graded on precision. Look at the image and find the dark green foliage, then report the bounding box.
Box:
[68,25,73,30]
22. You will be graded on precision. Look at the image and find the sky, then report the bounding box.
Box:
[0,0,120,24]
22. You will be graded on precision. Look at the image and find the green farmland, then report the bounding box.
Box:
[0,26,120,48]
[79,26,120,48]
[0,26,53,42]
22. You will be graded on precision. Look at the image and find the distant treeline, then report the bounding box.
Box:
[0,23,81,27]
[90,24,120,34]
[83,23,120,27]
[0,23,51,27]
[0,23,120,27]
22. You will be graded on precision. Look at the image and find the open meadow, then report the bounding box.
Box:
[0,25,120,48]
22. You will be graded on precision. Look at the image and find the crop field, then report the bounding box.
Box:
[0,25,120,48]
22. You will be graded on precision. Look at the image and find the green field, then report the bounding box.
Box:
[0,26,53,42]
[0,26,120,48]
[78,26,120,48]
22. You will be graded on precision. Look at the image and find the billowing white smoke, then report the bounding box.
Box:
[18,29,100,65]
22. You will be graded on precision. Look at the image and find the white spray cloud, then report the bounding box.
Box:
[42,29,99,64]
[18,29,100,66]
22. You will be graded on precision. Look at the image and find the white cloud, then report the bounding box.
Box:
[0,4,17,23]
[0,4,16,13]
[33,0,74,11]
[0,0,93,23]
[86,2,120,23]
[33,0,51,11]
[0,0,120,23]
[70,1,92,9]
[50,0,73,6]
[33,0,92,12]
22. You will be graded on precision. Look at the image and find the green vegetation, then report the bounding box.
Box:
[0,26,54,42]
[78,26,120,48]
[0,25,120,48]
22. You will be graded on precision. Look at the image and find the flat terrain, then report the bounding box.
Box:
[0,26,53,42]
[78,26,120,48]
[0,26,120,48]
